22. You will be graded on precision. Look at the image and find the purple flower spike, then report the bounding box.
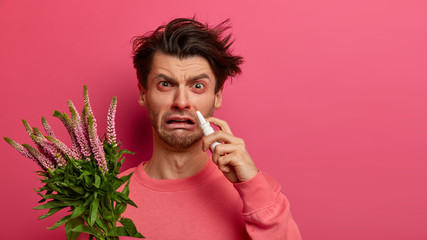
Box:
[30,134,58,165]
[31,134,66,167]
[45,136,77,160]
[33,127,45,138]
[81,105,90,142]
[83,85,90,105]
[53,111,82,159]
[22,119,34,136]
[22,144,55,171]
[69,100,91,161]
[88,115,107,173]
[4,137,46,170]
[41,117,56,138]
[31,128,56,165]
[83,85,97,131]
[107,97,117,145]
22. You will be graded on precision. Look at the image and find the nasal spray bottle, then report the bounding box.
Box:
[196,111,221,152]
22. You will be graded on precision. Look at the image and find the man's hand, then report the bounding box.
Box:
[202,117,258,183]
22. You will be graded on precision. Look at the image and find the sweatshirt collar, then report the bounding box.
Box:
[134,159,216,192]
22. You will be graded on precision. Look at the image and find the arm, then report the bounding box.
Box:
[234,172,301,240]
[202,117,301,239]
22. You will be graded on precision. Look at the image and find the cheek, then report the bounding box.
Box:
[145,94,165,120]
[192,95,216,112]
[147,92,170,109]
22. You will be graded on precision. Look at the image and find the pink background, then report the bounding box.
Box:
[1,0,426,239]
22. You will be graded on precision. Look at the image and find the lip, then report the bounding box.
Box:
[164,115,197,130]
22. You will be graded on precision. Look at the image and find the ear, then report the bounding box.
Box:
[214,88,222,110]
[137,82,146,107]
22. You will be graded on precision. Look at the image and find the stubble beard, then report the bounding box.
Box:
[149,107,214,150]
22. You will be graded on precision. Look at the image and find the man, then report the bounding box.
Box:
[121,18,301,239]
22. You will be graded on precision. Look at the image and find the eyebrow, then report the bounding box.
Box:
[155,73,211,83]
[189,74,210,81]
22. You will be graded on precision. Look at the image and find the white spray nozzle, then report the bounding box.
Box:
[196,110,221,152]
[196,111,207,125]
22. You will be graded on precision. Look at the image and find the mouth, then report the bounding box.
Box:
[164,116,196,130]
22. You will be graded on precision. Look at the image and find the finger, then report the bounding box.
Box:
[217,152,240,173]
[213,141,246,156]
[213,144,245,172]
[217,153,233,172]
[211,145,231,172]
[201,132,226,152]
[205,117,233,135]
[211,149,219,165]
[203,130,244,151]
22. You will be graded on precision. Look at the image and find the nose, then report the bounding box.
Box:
[171,86,191,110]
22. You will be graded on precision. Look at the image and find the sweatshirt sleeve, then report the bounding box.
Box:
[233,172,302,240]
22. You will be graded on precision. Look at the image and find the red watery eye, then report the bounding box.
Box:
[160,82,170,87]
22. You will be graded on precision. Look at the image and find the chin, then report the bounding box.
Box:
[160,131,203,150]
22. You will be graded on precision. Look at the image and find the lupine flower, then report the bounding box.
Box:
[28,126,54,166]
[31,128,59,166]
[107,96,117,145]
[81,104,90,142]
[68,100,91,161]
[83,85,97,129]
[45,135,77,160]
[31,134,66,167]
[41,116,56,138]
[4,137,45,170]
[88,113,107,172]
[53,111,82,159]
[33,127,45,138]
[22,144,55,171]
[22,119,34,135]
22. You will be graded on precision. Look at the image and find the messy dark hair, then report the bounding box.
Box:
[132,18,243,93]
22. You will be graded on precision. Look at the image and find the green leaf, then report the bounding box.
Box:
[118,149,135,156]
[88,198,100,226]
[47,214,72,230]
[42,194,68,201]
[94,173,101,188]
[65,217,84,240]
[111,226,129,237]
[83,174,93,187]
[94,217,108,235]
[112,172,133,191]
[113,203,127,217]
[69,184,86,195]
[45,182,61,193]
[35,199,84,210]
[122,177,131,196]
[120,218,144,238]
[39,206,66,219]
[100,199,114,221]
[34,200,66,210]
[71,224,98,236]
[70,204,87,219]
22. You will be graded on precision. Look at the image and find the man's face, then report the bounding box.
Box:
[139,52,222,150]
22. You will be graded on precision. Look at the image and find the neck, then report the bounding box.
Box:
[144,134,209,180]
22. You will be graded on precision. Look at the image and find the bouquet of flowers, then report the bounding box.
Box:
[4,86,144,240]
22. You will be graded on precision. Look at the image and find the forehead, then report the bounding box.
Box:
[149,52,215,80]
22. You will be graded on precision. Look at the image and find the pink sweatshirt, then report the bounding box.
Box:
[120,160,301,239]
